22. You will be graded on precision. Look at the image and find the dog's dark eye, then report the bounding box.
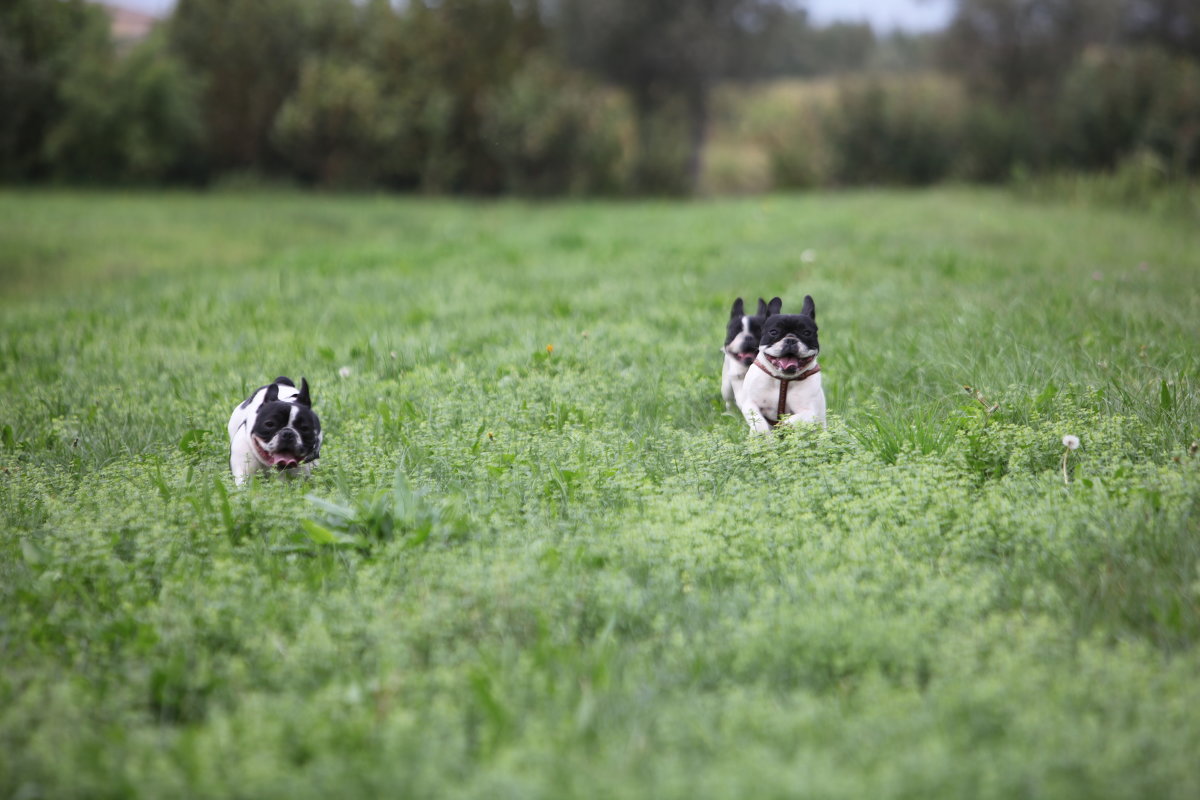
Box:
[263,420,277,430]
[770,329,778,337]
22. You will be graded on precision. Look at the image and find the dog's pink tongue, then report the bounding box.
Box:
[270,452,299,468]
[777,357,801,370]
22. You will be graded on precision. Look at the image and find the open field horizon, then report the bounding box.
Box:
[2,188,1198,797]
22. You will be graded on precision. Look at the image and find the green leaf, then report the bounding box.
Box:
[305,494,355,520]
[178,428,211,455]
[300,518,339,545]
[1033,382,1058,411]
[20,538,44,566]
[213,476,234,534]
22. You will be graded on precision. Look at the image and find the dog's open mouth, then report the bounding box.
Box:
[767,354,815,373]
[252,436,302,470]
[737,351,756,366]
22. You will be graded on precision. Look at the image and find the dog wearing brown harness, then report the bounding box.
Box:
[738,295,825,432]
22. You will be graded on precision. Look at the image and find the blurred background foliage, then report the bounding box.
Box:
[1,0,1198,195]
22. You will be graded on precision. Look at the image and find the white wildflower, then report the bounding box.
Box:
[338,366,352,379]
[801,249,817,264]
[1061,435,1080,485]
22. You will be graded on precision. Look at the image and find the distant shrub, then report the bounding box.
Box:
[824,76,964,186]
[1013,154,1200,219]
[369,0,546,193]
[955,100,1041,182]
[0,0,113,181]
[628,97,694,196]
[480,56,628,196]
[763,108,833,190]
[1054,46,1200,176]
[272,57,395,187]
[44,32,204,183]
[713,79,836,190]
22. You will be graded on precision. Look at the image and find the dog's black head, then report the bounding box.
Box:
[759,295,819,377]
[250,377,322,470]
[725,296,782,366]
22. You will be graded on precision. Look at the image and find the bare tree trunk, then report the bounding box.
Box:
[632,90,657,193]
[685,85,710,195]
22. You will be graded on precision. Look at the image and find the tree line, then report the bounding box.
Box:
[1,0,1197,193]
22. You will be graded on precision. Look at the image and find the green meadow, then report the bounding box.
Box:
[1,189,1198,798]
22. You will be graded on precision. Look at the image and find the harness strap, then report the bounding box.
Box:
[752,358,821,425]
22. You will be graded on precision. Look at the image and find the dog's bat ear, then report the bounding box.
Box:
[264,383,280,403]
[730,297,744,318]
[801,295,815,320]
[296,378,312,407]
[756,298,768,317]
[767,296,783,317]
[273,376,295,388]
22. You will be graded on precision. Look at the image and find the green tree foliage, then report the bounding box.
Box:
[758,18,879,77]
[369,0,546,192]
[45,32,203,183]
[825,78,962,185]
[272,58,394,187]
[5,0,1200,191]
[932,0,1200,179]
[940,0,1122,102]
[559,0,785,193]
[1122,0,1200,57]
[0,0,110,180]
[1055,46,1200,175]
[168,0,336,173]
[480,56,627,196]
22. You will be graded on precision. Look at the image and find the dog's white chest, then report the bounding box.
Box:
[738,366,825,431]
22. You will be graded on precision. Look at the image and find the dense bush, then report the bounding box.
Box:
[369,0,545,193]
[0,0,110,181]
[272,58,394,187]
[1054,46,1200,176]
[169,0,327,173]
[480,57,628,196]
[954,100,1041,182]
[823,76,963,186]
[45,33,203,183]
[5,0,1200,194]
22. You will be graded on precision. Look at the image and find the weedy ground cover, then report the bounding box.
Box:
[1,188,1198,798]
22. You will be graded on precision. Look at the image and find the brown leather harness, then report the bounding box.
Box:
[753,358,821,425]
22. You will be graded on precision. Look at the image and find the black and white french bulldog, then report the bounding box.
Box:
[228,376,322,485]
[722,296,782,411]
[738,295,826,432]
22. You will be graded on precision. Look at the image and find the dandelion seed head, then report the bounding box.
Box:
[338,366,352,379]
[1062,435,1080,450]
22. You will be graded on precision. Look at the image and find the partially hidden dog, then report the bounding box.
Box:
[722,296,782,412]
[228,376,322,485]
[738,295,825,432]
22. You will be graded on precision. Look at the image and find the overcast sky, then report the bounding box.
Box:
[115,0,955,32]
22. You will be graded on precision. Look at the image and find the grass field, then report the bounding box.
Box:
[2,188,1199,798]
